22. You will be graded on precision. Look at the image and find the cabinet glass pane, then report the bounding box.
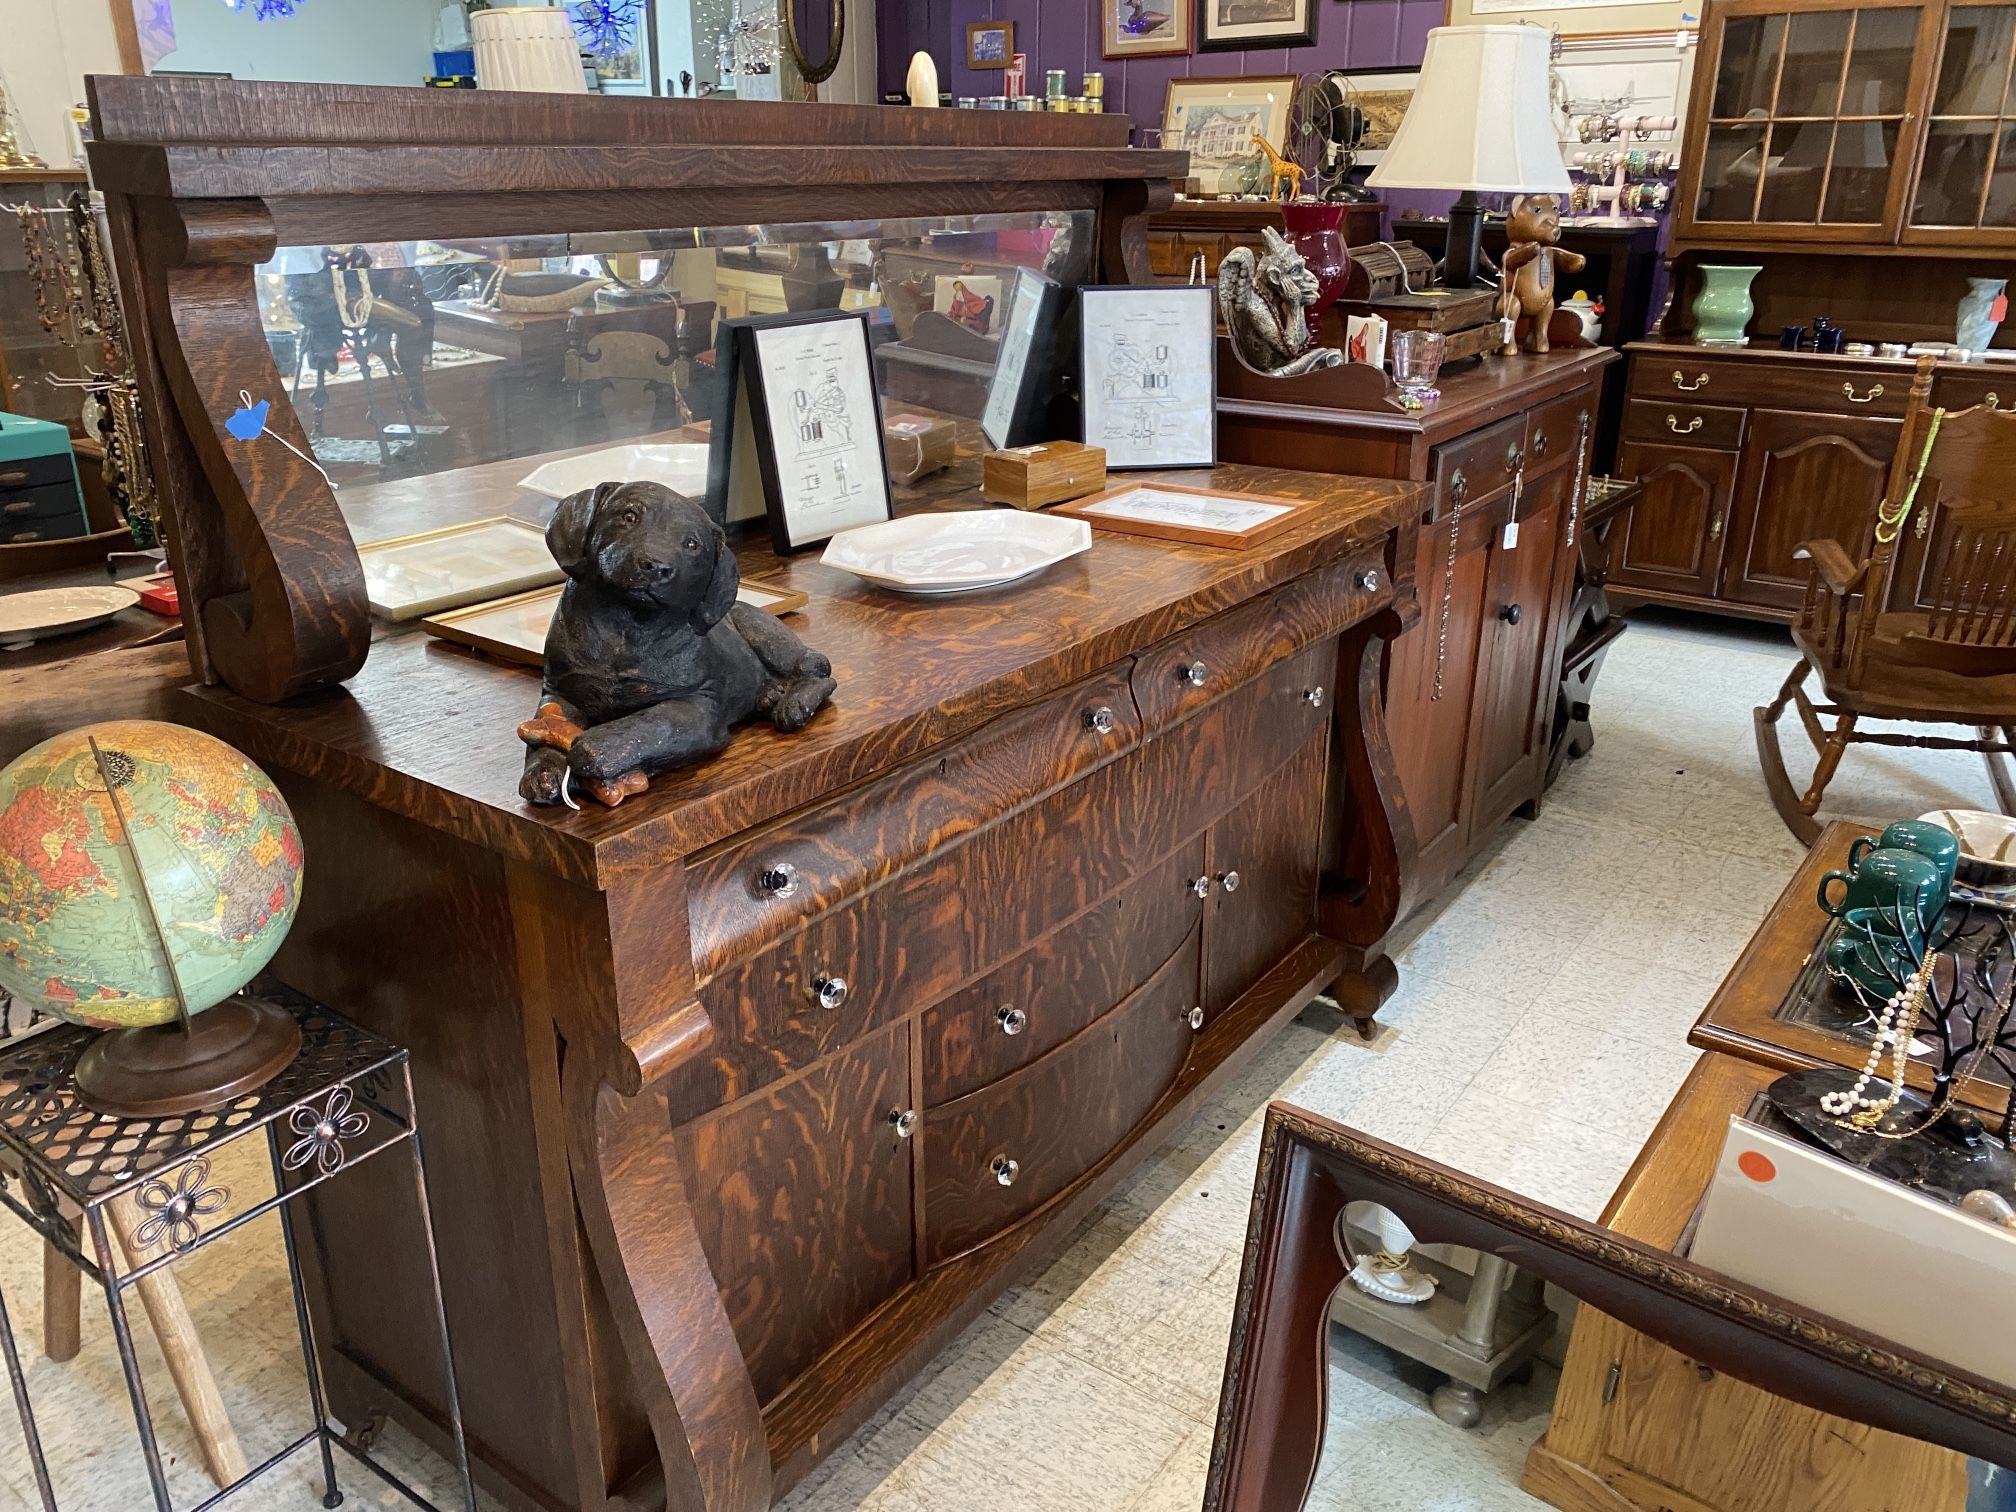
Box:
[1916,118,1997,222]
[1759,121,1831,219]
[1778,9,1853,116]
[1986,125,2016,221]
[1698,123,1767,219]
[1822,119,1899,219]
[1841,7,1920,115]
[1714,13,1788,116]
[1937,6,2016,114]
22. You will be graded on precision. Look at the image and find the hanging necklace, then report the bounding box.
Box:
[1822,944,1938,1128]
[1846,946,2016,1143]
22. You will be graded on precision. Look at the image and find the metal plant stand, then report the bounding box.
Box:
[0,984,477,1512]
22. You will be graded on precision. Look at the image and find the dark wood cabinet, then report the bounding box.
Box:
[1613,441,1737,597]
[1470,469,1574,829]
[1723,408,1899,610]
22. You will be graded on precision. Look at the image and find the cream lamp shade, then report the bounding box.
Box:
[473,6,589,95]
[1367,25,1571,195]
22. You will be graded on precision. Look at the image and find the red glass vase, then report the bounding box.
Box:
[1279,201,1351,345]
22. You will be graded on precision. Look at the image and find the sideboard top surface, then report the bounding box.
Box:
[181,450,1421,890]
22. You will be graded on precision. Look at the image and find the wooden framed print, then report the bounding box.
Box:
[1199,0,1315,51]
[981,266,1069,450]
[1051,482,1316,548]
[1162,75,1297,195]
[1445,0,1695,35]
[1103,0,1192,59]
[1078,284,1216,471]
[1322,69,1418,165]
[706,309,895,554]
[423,578,809,667]
[966,19,1015,68]
[355,516,561,621]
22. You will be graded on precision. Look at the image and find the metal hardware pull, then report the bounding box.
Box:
[1532,429,1550,457]
[1190,874,1214,899]
[1176,660,1208,687]
[1505,443,1524,473]
[1708,516,1724,542]
[1916,510,1930,540]
[1186,1006,1205,1030]
[1,500,32,514]
[1666,413,1702,434]
[1842,381,1884,404]
[1084,705,1117,735]
[1356,569,1379,591]
[756,863,799,899]
[811,974,849,1010]
[890,1108,918,1138]
[1987,393,2001,411]
[1449,469,1468,504]
[0,470,27,486]
[997,1006,1027,1036]
[991,1155,1020,1187]
[1672,370,1708,391]
[1499,603,1522,625]
[1302,687,1326,708]
[1218,870,1242,893]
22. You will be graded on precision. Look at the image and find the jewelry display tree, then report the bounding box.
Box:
[1567,114,1679,224]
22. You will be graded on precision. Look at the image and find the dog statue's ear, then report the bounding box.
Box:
[547,483,612,580]
[691,519,740,634]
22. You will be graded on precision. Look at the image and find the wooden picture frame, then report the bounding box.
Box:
[966,20,1015,69]
[1078,284,1217,470]
[1321,69,1419,166]
[707,309,895,555]
[1444,0,1695,38]
[981,266,1070,450]
[1103,0,1193,59]
[422,578,810,667]
[1162,74,1298,196]
[1050,482,1317,548]
[1199,0,1316,52]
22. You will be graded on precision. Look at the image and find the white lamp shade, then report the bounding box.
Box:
[473,7,589,95]
[1368,26,1571,195]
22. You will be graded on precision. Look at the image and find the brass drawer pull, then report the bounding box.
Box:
[1666,413,1703,434]
[1532,429,1551,457]
[996,1005,1027,1036]
[810,974,849,1011]
[1709,516,1724,542]
[1505,443,1524,473]
[1084,704,1118,735]
[1449,469,1467,505]
[1843,381,1884,404]
[890,1108,918,1139]
[1987,392,2001,410]
[1672,370,1708,391]
[990,1155,1020,1187]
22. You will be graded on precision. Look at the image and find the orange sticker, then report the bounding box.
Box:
[1737,1150,1777,1183]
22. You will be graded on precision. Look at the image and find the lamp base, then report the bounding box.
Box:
[1444,191,1486,290]
[75,998,302,1119]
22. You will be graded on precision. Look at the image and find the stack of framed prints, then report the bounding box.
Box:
[422,579,809,667]
[1078,284,1216,470]
[1161,75,1298,196]
[357,517,561,621]
[707,309,896,555]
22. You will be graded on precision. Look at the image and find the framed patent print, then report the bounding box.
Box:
[982,266,1069,450]
[1077,284,1216,470]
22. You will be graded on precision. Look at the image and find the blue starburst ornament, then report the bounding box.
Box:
[573,0,641,59]
[224,0,310,18]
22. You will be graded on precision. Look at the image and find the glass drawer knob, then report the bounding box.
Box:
[1085,705,1117,735]
[1219,870,1241,894]
[1177,660,1208,687]
[997,1005,1027,1036]
[890,1108,918,1139]
[1186,1006,1205,1031]
[812,974,849,1011]
[991,1155,1020,1187]
[1303,687,1326,708]
[1190,874,1214,899]
[756,863,799,899]
[1356,569,1378,591]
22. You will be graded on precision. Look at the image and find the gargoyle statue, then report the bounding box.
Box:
[1218,227,1346,379]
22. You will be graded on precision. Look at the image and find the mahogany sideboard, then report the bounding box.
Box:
[83,78,1429,1512]
[1216,347,1617,908]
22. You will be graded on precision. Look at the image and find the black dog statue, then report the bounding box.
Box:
[518,480,836,807]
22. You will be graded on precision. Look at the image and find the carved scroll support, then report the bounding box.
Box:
[1099,176,1174,285]
[136,198,369,702]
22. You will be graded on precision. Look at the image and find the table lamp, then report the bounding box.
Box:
[1368,25,1570,289]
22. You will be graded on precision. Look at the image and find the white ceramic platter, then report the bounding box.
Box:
[517,443,713,501]
[821,512,1091,595]
[0,586,140,650]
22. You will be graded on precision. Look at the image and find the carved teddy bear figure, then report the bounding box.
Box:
[1497,194,1586,357]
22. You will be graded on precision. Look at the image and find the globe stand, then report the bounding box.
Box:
[74,997,302,1119]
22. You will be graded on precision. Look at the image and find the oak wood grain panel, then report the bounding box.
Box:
[921,927,1201,1265]
[1622,397,1749,451]
[923,837,1208,1105]
[674,1027,917,1410]
[1205,734,1328,1018]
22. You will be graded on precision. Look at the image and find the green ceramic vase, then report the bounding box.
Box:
[1692,265,1761,347]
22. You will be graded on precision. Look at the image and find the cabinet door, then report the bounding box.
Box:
[1383,493,1499,895]
[1468,470,1572,834]
[1680,0,1940,245]
[1203,732,1327,1018]
[1612,442,1738,599]
[1722,408,1900,611]
[1905,0,2016,246]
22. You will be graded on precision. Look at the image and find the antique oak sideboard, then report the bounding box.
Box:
[85,80,1427,1512]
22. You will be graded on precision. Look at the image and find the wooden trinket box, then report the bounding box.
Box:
[981,440,1107,509]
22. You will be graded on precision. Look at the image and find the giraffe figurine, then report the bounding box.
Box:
[1250,133,1305,202]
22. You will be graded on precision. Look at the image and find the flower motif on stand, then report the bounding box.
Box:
[133,1159,230,1254]
[283,1086,370,1178]
[572,0,641,60]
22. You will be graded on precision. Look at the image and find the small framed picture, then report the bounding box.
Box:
[1051,482,1317,549]
[966,19,1014,68]
[1161,74,1299,196]
[706,309,895,554]
[1078,284,1216,471]
[1199,0,1316,50]
[1104,0,1192,58]
[422,578,809,667]
[982,267,1069,451]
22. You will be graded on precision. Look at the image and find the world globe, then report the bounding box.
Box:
[0,721,303,1031]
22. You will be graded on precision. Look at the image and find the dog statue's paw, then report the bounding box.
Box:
[797,648,833,680]
[772,674,838,733]
[520,746,570,806]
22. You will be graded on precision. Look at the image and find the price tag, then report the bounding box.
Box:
[1502,520,1520,549]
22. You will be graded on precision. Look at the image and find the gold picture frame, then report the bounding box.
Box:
[965,20,1014,69]
[355,515,561,622]
[422,579,811,668]
[1161,74,1297,197]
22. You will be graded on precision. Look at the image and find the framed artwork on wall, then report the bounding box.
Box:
[966,19,1015,69]
[1103,0,1193,59]
[1199,0,1316,51]
[1443,0,1695,35]
[1321,69,1418,164]
[1162,74,1298,195]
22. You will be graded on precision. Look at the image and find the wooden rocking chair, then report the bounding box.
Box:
[1757,355,2016,843]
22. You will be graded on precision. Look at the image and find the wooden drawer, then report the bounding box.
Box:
[1933,369,2011,413]
[0,483,88,543]
[923,837,1208,1105]
[1523,387,1597,478]
[688,662,1142,972]
[1622,398,1747,450]
[922,923,1200,1264]
[1131,548,1386,733]
[1628,355,1909,417]
[1429,414,1525,522]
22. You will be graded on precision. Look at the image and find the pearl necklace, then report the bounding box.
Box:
[1821,947,1938,1128]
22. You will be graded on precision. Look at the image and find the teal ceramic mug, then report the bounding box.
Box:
[1818,844,1947,934]
[1847,821,1960,907]
[1826,903,1929,1004]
